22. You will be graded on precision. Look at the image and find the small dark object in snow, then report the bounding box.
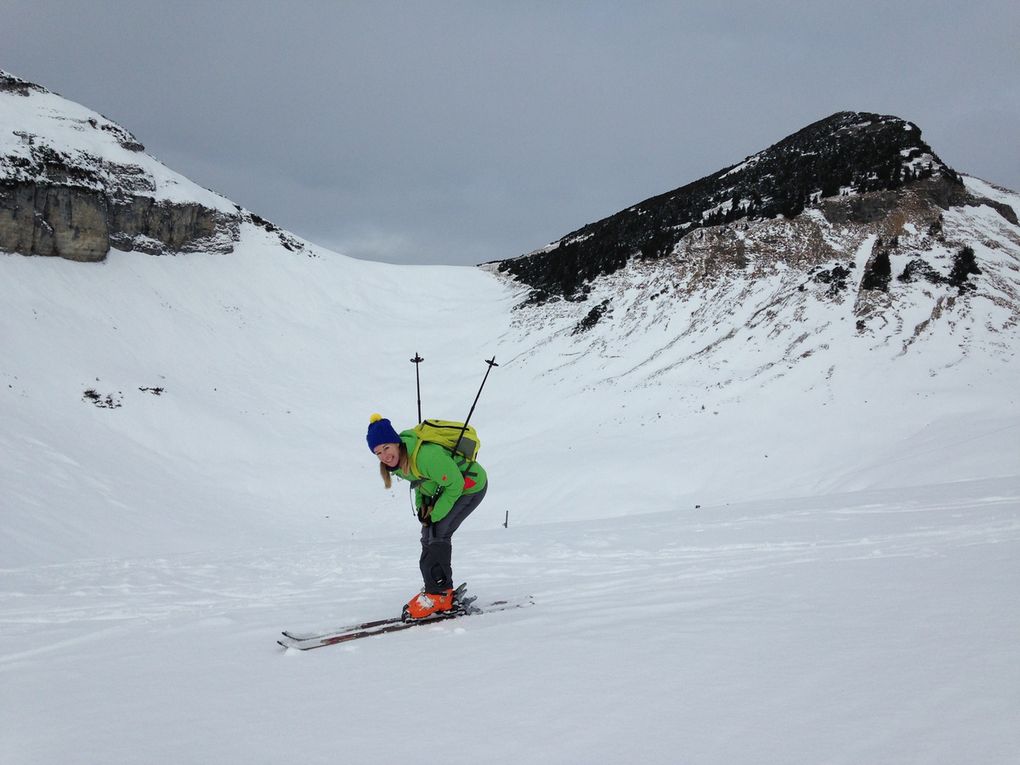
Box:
[948,246,981,293]
[899,258,944,285]
[813,264,852,296]
[572,299,612,334]
[82,388,122,409]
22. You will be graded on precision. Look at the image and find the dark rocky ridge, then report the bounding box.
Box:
[0,71,44,97]
[497,112,970,302]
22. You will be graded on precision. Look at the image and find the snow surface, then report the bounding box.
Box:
[963,174,1020,221]
[2,222,1018,763]
[3,480,1018,764]
[2,85,1020,762]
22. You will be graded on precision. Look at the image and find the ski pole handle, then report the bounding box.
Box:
[410,352,425,424]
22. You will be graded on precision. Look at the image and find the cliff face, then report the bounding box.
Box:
[0,70,239,261]
[0,183,110,262]
[496,111,1014,304]
[0,182,240,262]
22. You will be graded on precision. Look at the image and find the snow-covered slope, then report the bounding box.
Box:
[0,225,514,565]
[4,479,1017,764]
[5,206,1015,567]
[2,75,1018,764]
[1,72,1017,568]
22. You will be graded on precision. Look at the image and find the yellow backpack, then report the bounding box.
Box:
[409,419,480,478]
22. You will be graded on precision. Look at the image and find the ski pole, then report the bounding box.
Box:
[455,356,498,457]
[410,352,424,424]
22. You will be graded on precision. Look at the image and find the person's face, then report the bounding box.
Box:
[374,442,400,468]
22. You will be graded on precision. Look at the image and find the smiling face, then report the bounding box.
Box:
[373,442,401,469]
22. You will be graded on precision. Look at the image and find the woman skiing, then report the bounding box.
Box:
[366,413,488,620]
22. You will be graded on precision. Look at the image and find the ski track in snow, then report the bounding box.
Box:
[3,480,1014,645]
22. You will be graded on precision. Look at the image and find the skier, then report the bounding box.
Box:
[366,414,488,619]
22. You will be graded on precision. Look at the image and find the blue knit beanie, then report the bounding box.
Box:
[366,413,401,452]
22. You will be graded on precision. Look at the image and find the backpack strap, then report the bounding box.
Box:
[408,440,424,479]
[411,440,475,480]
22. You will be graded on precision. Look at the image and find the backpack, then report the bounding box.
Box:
[409,419,481,477]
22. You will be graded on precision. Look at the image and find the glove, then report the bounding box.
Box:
[417,498,435,525]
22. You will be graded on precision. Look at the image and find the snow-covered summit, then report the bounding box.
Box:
[0,69,312,261]
[0,69,232,212]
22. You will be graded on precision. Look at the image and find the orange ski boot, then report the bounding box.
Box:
[403,588,455,620]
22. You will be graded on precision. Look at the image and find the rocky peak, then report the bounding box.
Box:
[0,70,45,97]
[0,69,304,262]
[488,112,1020,391]
[498,111,970,301]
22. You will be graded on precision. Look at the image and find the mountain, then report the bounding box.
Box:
[489,111,1020,403]
[497,111,1016,302]
[2,74,1019,765]
[2,71,1017,558]
[0,69,305,261]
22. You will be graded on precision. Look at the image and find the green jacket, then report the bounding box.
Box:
[392,430,487,523]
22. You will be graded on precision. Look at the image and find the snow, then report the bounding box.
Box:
[2,479,1017,763]
[962,173,1020,221]
[3,224,1018,762]
[721,153,762,178]
[2,87,1020,763]
[702,198,735,220]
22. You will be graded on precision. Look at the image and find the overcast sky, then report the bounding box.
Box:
[3,1,1018,265]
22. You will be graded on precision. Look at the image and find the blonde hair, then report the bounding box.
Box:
[379,442,411,489]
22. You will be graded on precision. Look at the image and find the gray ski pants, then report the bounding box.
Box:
[420,483,488,593]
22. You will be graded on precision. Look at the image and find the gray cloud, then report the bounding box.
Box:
[3,1,1018,265]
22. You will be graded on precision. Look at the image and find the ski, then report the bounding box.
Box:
[278,595,533,651]
[281,583,471,642]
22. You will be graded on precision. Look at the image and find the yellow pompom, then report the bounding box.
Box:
[369,413,383,424]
